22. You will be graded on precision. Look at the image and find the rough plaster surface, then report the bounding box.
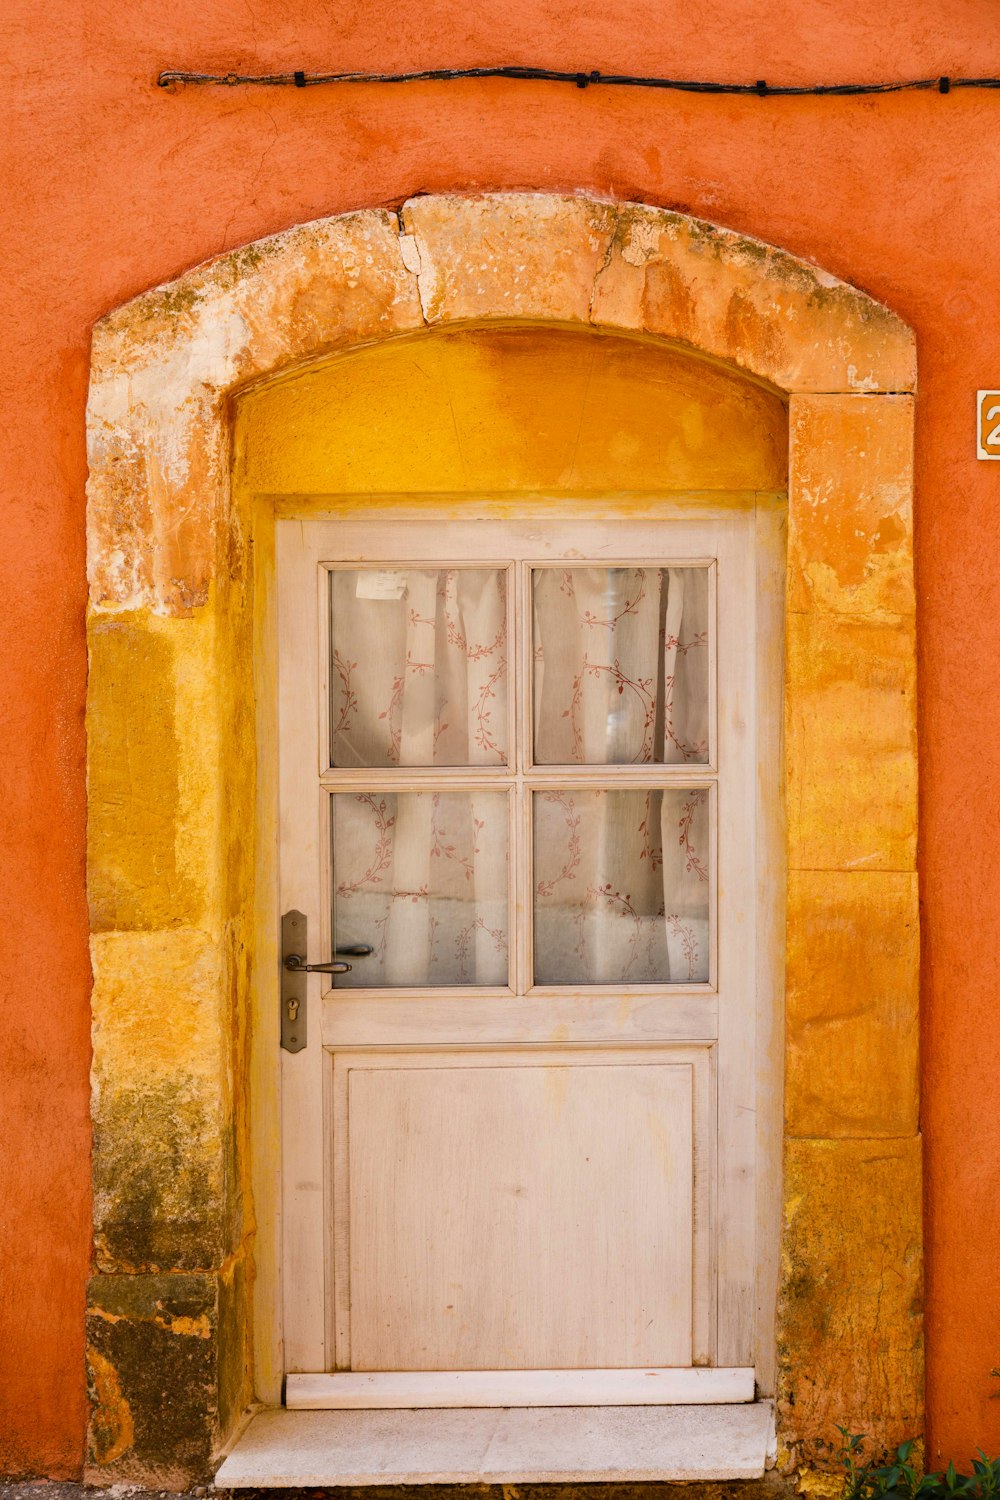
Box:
[7,8,1000,1478]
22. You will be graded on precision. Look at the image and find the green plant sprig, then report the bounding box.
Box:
[838,1428,1000,1500]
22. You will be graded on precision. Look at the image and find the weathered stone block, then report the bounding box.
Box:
[86,1272,219,1485]
[91,930,229,1272]
[786,611,917,872]
[588,205,916,395]
[87,384,228,615]
[88,615,193,931]
[403,193,617,325]
[778,1138,922,1469]
[238,211,424,374]
[789,395,915,617]
[786,871,919,1138]
[88,211,422,614]
[91,1067,227,1274]
[88,609,222,931]
[91,926,223,1079]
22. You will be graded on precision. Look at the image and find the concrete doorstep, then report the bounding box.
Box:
[214,1405,776,1489]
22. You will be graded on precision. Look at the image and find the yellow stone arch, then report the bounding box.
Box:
[86,193,920,1485]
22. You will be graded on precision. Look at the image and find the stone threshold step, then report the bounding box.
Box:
[215,1403,775,1487]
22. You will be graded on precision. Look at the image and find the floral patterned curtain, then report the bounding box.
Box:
[331,568,509,986]
[329,566,710,988]
[533,568,710,984]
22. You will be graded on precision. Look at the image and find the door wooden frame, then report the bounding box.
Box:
[274,510,767,1398]
[269,501,783,1403]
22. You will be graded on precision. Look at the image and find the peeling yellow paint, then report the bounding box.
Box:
[87,1346,135,1465]
[159,1312,212,1337]
[797,1468,844,1499]
[87,1305,212,1337]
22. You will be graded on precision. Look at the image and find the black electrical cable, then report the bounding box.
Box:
[156,65,1000,96]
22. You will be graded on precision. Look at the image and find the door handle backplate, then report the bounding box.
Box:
[281,910,309,1053]
[281,914,373,1051]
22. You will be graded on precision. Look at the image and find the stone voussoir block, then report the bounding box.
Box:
[402,192,618,326]
[589,203,916,395]
[88,210,423,614]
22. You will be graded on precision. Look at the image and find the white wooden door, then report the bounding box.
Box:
[277,512,764,1408]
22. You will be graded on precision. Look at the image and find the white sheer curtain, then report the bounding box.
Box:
[329,564,710,988]
[331,568,509,986]
[533,567,710,984]
[533,787,710,984]
[532,566,709,766]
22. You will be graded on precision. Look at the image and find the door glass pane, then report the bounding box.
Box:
[332,790,509,987]
[532,566,709,764]
[533,788,711,985]
[330,568,508,767]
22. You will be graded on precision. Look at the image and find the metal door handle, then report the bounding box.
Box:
[284,954,353,975]
[280,911,374,1053]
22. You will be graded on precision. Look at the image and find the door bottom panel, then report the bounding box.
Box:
[333,1049,714,1372]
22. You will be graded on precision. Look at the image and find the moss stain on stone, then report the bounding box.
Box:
[86,1275,219,1485]
[92,1079,223,1274]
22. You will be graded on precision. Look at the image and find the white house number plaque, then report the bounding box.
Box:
[978,391,1000,460]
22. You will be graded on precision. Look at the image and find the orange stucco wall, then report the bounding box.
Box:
[3,0,999,1475]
